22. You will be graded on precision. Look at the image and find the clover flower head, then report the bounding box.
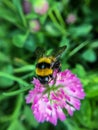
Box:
[22,0,32,14]
[26,69,85,125]
[29,19,40,32]
[33,0,49,15]
[66,13,77,24]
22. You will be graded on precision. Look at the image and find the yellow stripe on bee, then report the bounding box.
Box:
[38,57,55,64]
[36,68,53,76]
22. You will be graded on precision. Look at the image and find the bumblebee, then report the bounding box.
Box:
[35,45,67,84]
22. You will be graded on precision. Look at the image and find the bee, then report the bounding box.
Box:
[34,45,67,84]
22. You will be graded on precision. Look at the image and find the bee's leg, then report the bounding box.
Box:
[48,75,53,83]
[49,73,57,85]
[58,64,61,72]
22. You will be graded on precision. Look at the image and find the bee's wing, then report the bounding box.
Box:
[33,46,46,60]
[52,45,67,59]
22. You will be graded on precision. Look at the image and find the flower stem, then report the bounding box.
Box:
[0,72,29,87]
[48,10,67,35]
[11,94,23,119]
[2,0,17,12]
[68,40,89,57]
[0,94,23,123]
[14,65,35,73]
[54,8,65,28]
[2,85,32,97]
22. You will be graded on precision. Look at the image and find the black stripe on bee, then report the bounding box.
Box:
[36,62,51,69]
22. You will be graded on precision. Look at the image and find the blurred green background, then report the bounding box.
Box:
[0,0,98,130]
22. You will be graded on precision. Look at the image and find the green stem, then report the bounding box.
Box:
[48,10,60,26]
[14,57,29,66]
[0,94,23,122]
[2,0,17,12]
[48,10,67,35]
[19,7,27,28]
[12,94,23,119]
[68,40,89,57]
[0,72,29,87]
[2,85,32,97]
[22,72,34,79]
[14,65,35,73]
[54,8,65,28]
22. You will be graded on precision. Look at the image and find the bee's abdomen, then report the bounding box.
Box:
[36,62,53,76]
[36,68,53,76]
[37,75,51,84]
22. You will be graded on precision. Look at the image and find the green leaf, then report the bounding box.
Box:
[12,0,27,27]
[39,14,48,24]
[0,52,10,63]
[0,23,9,37]
[93,107,98,122]
[0,6,22,29]
[90,41,98,48]
[24,106,39,128]
[69,24,92,38]
[73,64,86,77]
[24,34,36,52]
[2,0,16,11]
[75,100,92,127]
[86,84,98,98]
[0,40,11,54]
[0,64,14,88]
[26,12,38,20]
[8,120,26,130]
[45,22,61,36]
[36,33,45,44]
[12,31,29,48]
[63,119,80,130]
[82,49,97,62]
[60,36,70,49]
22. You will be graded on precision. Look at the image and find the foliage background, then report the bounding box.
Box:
[0,0,98,130]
